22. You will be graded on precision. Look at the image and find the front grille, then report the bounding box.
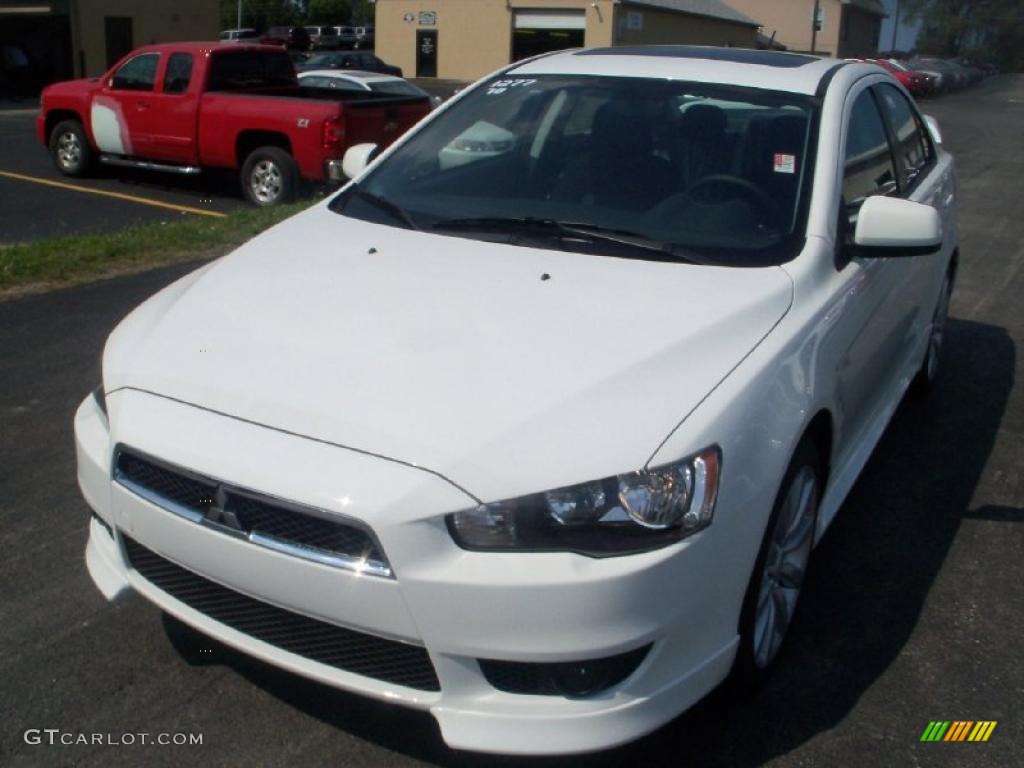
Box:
[123,535,440,691]
[479,646,650,697]
[114,448,390,577]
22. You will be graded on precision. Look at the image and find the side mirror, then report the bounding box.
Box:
[922,114,942,145]
[854,196,942,257]
[342,142,379,180]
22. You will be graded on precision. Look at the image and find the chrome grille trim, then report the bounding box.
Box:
[113,445,393,578]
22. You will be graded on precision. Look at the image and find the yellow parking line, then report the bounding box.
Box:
[0,170,227,218]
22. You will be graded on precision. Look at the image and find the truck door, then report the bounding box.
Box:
[147,52,199,164]
[90,51,160,157]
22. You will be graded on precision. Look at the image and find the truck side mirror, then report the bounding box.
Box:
[342,143,379,180]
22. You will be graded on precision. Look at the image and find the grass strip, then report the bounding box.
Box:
[0,201,312,298]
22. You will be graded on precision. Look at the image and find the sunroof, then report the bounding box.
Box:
[576,46,820,68]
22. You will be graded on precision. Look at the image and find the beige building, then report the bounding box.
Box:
[725,0,887,58]
[0,0,218,96]
[374,0,760,82]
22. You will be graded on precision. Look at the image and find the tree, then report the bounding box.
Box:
[219,0,301,32]
[306,0,352,25]
[901,0,1024,68]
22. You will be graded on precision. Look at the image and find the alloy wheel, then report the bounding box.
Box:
[752,465,818,669]
[57,131,82,171]
[250,159,283,204]
[926,276,952,382]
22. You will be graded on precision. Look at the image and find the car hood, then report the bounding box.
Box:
[105,205,793,502]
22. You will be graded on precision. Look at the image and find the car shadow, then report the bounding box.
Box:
[161,315,1013,767]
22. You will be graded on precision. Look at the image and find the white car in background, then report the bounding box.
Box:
[298,69,443,109]
[77,48,957,755]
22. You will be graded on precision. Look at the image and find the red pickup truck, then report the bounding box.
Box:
[36,42,431,205]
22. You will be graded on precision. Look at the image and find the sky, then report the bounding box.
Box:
[878,0,922,52]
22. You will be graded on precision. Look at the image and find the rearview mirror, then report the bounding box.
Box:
[854,196,942,257]
[923,114,942,145]
[342,143,379,180]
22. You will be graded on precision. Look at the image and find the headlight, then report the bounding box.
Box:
[446,446,720,556]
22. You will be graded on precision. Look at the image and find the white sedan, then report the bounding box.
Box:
[298,68,443,108]
[77,47,957,755]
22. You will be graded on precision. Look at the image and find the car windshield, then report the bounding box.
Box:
[369,80,424,97]
[306,53,343,68]
[332,75,817,267]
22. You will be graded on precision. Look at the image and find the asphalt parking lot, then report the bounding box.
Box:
[0,108,250,244]
[1,76,1022,767]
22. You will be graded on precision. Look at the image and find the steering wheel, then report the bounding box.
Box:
[685,174,781,224]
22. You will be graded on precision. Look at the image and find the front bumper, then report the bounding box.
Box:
[75,390,739,755]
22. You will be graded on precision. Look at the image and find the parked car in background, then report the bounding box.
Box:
[219,28,259,42]
[909,58,955,92]
[298,69,442,108]
[335,25,359,48]
[261,26,311,52]
[37,43,431,205]
[298,50,401,77]
[885,59,937,95]
[305,25,339,50]
[865,58,928,97]
[355,25,375,49]
[76,47,958,756]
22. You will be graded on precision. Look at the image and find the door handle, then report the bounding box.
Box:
[137,102,150,111]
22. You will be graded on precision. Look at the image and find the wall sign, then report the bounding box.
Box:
[419,11,437,26]
[626,11,643,31]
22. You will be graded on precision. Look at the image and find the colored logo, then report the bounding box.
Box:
[920,721,997,742]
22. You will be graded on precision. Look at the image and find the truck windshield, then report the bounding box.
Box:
[332,75,818,267]
[207,51,296,91]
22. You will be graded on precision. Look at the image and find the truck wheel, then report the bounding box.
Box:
[49,119,94,177]
[241,146,297,206]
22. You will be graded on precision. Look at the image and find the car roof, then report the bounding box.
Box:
[507,45,846,96]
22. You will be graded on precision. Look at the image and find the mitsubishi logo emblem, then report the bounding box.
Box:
[203,486,244,533]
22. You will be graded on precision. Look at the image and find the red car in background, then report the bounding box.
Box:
[866,58,932,97]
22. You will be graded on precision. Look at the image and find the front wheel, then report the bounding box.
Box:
[912,271,953,396]
[241,146,297,207]
[733,440,822,686]
[49,119,94,177]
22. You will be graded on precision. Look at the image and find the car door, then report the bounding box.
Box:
[146,52,198,164]
[828,83,910,448]
[872,82,953,360]
[90,52,160,157]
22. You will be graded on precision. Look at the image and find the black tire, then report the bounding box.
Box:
[911,270,953,397]
[240,146,297,207]
[49,119,94,177]
[733,439,822,688]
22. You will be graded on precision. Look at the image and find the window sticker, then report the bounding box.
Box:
[487,78,537,96]
[773,153,796,174]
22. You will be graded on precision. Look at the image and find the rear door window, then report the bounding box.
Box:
[163,53,193,94]
[874,83,934,189]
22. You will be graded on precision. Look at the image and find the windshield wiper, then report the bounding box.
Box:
[345,188,421,230]
[432,217,701,263]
